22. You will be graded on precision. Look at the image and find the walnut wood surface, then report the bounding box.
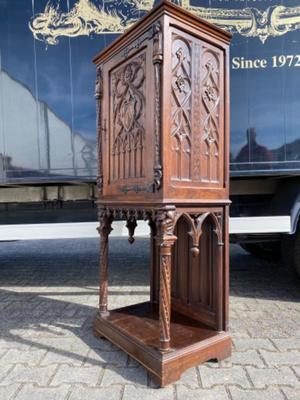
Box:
[93,0,231,387]
[97,209,113,314]
[93,302,232,386]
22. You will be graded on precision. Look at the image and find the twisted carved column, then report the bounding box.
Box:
[148,217,159,304]
[97,209,113,315]
[216,240,224,332]
[95,66,103,193]
[152,20,163,190]
[215,213,224,332]
[156,210,177,352]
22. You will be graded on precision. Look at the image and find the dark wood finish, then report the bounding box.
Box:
[97,209,113,315]
[93,302,231,387]
[93,0,231,387]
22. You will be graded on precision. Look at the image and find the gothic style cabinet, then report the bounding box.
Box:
[93,0,232,386]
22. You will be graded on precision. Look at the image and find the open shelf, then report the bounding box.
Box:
[102,302,217,350]
[94,301,231,386]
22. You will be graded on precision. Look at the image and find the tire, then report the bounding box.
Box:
[240,241,281,262]
[281,233,300,278]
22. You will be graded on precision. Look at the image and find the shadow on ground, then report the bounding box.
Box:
[0,238,299,386]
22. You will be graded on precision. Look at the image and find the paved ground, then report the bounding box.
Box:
[0,238,299,400]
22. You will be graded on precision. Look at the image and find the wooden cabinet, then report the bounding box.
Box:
[93,0,232,387]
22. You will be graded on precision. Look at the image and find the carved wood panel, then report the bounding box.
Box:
[200,47,223,184]
[170,30,224,187]
[110,52,146,182]
[171,214,220,329]
[171,35,192,181]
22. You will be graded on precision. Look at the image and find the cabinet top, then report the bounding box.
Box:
[93,0,231,65]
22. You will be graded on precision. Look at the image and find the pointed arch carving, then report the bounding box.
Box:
[174,211,223,257]
[170,208,225,330]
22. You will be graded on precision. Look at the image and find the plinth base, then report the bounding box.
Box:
[93,302,231,386]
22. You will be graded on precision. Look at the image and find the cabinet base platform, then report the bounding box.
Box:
[93,302,231,386]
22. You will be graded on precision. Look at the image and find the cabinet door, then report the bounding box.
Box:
[101,36,155,197]
[169,28,225,189]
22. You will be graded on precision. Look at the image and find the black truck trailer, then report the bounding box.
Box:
[1,0,300,276]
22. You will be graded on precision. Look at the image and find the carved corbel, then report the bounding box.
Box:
[126,213,138,244]
[213,212,224,246]
[187,212,210,257]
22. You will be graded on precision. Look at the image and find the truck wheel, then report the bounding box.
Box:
[281,233,300,278]
[240,242,281,262]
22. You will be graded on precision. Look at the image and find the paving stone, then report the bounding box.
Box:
[0,384,20,400]
[0,339,32,351]
[260,350,300,366]
[0,349,46,366]
[176,367,199,388]
[233,339,276,351]
[272,339,300,351]
[0,302,11,311]
[230,350,265,367]
[15,383,70,400]
[281,388,300,400]
[1,365,56,386]
[29,337,90,351]
[101,366,147,387]
[127,356,140,367]
[40,348,89,366]
[230,329,251,338]
[123,386,174,400]
[50,365,101,386]
[69,385,122,400]
[202,358,232,368]
[230,302,249,311]
[176,386,229,400]
[198,365,251,388]
[294,366,300,377]
[229,387,284,400]
[8,325,83,339]
[83,349,128,367]
[246,366,300,388]
[247,326,289,338]
[1,238,300,397]
[239,311,267,320]
[77,332,117,350]
[0,349,7,360]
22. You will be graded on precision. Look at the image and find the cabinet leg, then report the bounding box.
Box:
[97,209,113,315]
[159,244,173,351]
[156,210,177,352]
[149,218,159,304]
[216,241,224,332]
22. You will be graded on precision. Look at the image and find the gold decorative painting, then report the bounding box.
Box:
[29,0,300,44]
